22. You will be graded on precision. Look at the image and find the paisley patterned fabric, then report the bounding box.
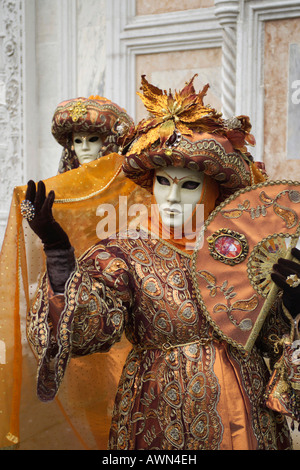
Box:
[27,230,293,450]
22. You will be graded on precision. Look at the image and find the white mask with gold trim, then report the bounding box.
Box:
[153,166,204,228]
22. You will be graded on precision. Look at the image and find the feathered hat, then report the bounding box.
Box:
[123,75,265,201]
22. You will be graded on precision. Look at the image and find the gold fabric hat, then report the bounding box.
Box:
[123,75,265,201]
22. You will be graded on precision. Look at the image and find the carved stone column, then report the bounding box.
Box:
[0,0,24,246]
[214,0,240,118]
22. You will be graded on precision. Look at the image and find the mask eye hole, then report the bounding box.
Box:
[74,138,82,144]
[89,136,100,143]
[182,181,200,190]
[156,175,170,186]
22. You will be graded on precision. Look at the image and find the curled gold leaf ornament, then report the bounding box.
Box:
[130,75,223,156]
[221,189,300,228]
[273,203,298,229]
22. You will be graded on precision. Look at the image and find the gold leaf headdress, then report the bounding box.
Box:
[129,75,223,155]
[127,75,256,158]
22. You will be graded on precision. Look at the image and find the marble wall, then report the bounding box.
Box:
[287,43,300,161]
[263,18,300,181]
[136,48,222,121]
[136,0,214,15]
[35,0,65,180]
[35,0,107,181]
[77,0,106,97]
[0,0,24,243]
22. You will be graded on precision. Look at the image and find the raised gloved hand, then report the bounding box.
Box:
[271,247,300,319]
[21,180,71,250]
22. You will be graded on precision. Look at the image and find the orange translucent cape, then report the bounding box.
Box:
[0,153,149,449]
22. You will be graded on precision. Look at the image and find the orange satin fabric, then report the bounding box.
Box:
[214,343,257,450]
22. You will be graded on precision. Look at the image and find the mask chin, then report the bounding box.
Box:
[159,203,184,228]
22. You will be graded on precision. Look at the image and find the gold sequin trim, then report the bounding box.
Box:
[69,101,88,122]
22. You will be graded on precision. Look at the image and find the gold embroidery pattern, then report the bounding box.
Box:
[104,234,223,449]
[228,344,292,449]
[124,137,251,194]
[196,270,258,331]
[179,138,249,187]
[221,188,300,228]
[191,180,300,352]
[200,180,300,228]
[27,274,50,358]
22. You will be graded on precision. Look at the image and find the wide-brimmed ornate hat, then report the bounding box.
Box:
[123,75,265,201]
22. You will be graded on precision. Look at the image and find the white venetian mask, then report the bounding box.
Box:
[153,166,204,229]
[72,132,103,164]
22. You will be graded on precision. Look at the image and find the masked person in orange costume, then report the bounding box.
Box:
[23,76,300,450]
[52,95,134,173]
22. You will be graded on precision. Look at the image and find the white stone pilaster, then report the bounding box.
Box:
[214,0,240,118]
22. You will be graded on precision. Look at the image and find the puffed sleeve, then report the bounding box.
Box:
[27,241,133,402]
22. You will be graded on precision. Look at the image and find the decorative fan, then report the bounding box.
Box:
[247,237,291,298]
[191,180,300,352]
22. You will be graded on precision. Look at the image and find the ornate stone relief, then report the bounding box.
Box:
[0,0,23,245]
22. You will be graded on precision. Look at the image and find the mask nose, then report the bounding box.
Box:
[82,137,89,150]
[167,183,181,204]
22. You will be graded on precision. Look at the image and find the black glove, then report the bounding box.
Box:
[24,180,71,250]
[271,247,300,318]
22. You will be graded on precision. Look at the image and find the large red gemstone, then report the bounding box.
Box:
[214,236,242,259]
